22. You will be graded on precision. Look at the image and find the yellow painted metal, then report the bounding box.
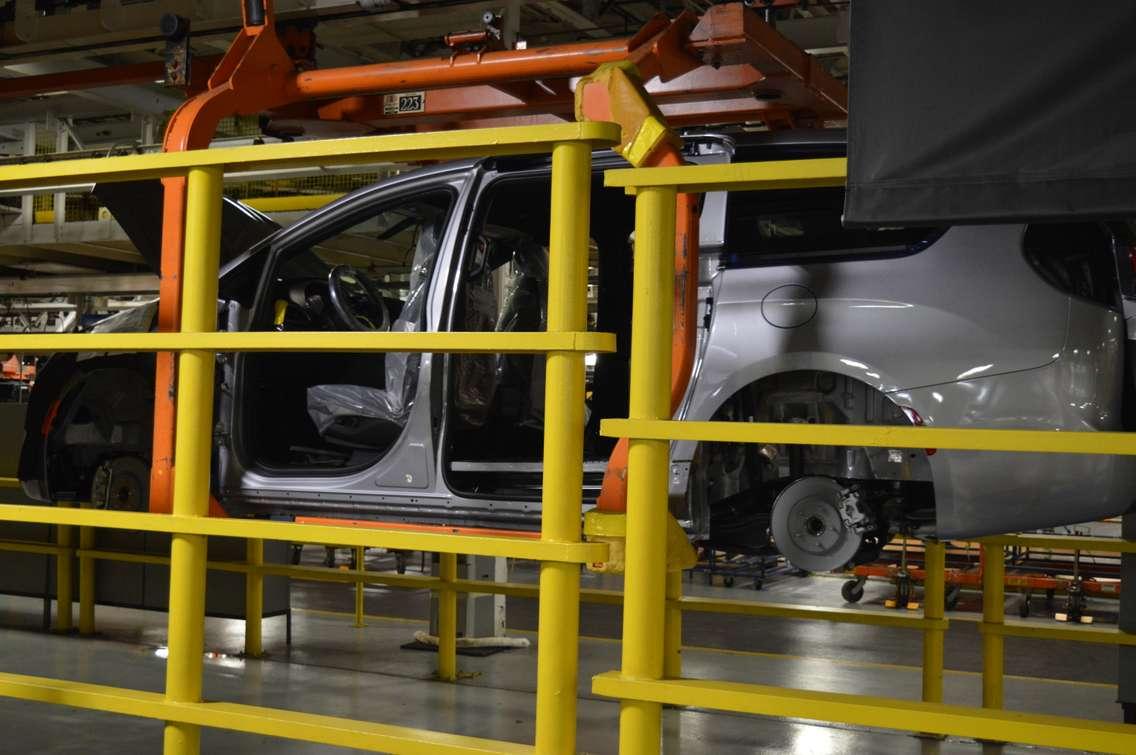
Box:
[604,158,847,193]
[533,140,591,755]
[0,330,615,356]
[0,672,534,754]
[601,417,1136,456]
[163,165,224,755]
[663,571,682,678]
[243,193,344,213]
[78,504,96,635]
[0,477,19,488]
[980,620,1136,646]
[981,544,1005,710]
[591,672,1136,754]
[0,123,620,191]
[0,504,607,563]
[437,553,458,682]
[618,184,676,755]
[353,546,366,629]
[921,540,945,704]
[982,533,1136,552]
[675,595,946,630]
[0,538,66,556]
[245,539,264,658]
[54,503,73,633]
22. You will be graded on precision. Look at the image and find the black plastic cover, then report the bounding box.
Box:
[94,180,279,272]
[844,2,1136,225]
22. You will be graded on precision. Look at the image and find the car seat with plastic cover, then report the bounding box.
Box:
[305,216,440,450]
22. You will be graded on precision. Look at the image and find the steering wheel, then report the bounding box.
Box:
[327,265,390,332]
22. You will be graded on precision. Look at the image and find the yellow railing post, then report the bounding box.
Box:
[162,165,224,755]
[533,139,592,755]
[245,539,264,657]
[664,570,682,678]
[981,543,1005,709]
[54,504,73,633]
[618,185,677,755]
[437,552,458,681]
[921,539,945,703]
[78,505,95,635]
[353,545,366,629]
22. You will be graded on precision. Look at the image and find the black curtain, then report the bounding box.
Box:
[844,1,1136,226]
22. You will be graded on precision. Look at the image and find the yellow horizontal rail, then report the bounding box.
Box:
[0,672,531,754]
[243,193,345,213]
[980,621,1136,646]
[0,123,620,191]
[601,418,1136,456]
[591,672,1136,754]
[981,533,1136,553]
[0,330,615,355]
[0,478,19,489]
[0,504,607,563]
[676,595,945,631]
[604,158,847,193]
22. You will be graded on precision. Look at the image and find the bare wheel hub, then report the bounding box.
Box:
[770,476,863,572]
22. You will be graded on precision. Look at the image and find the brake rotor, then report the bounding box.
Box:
[90,456,150,511]
[770,476,862,572]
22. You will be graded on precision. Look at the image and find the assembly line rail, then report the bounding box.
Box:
[595,159,1136,754]
[0,121,620,755]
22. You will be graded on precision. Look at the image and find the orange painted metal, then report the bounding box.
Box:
[294,516,541,540]
[150,2,296,514]
[0,56,221,101]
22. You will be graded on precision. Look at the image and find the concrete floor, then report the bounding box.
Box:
[0,546,1122,753]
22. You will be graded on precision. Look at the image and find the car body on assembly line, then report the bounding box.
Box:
[19,131,1136,572]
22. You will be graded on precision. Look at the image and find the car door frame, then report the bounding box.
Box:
[215,163,481,520]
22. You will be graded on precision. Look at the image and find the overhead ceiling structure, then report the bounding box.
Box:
[0,0,849,284]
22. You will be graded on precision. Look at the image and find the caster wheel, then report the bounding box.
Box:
[895,579,912,606]
[945,586,961,611]
[841,579,864,603]
[723,575,735,588]
[1018,598,1031,618]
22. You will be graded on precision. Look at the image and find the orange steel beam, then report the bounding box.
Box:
[273,63,839,134]
[0,56,222,101]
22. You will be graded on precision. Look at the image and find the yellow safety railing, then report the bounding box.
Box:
[0,122,619,755]
[593,158,1136,754]
[976,535,1136,710]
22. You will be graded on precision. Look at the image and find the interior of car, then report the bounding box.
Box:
[237,190,453,472]
[443,174,635,499]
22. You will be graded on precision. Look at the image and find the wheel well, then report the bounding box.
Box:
[680,369,935,544]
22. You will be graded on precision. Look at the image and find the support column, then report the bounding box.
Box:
[921,539,945,703]
[533,140,591,755]
[981,543,1005,709]
[78,503,95,635]
[437,552,458,681]
[353,545,366,630]
[162,166,224,755]
[245,539,264,657]
[54,503,73,633]
[618,185,676,755]
[663,570,682,678]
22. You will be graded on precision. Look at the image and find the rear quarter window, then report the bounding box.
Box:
[1023,222,1119,309]
[723,187,938,267]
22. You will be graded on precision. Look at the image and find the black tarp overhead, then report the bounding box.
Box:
[843,2,1136,226]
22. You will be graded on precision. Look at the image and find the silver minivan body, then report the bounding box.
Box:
[674,216,1135,538]
[25,135,1136,553]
